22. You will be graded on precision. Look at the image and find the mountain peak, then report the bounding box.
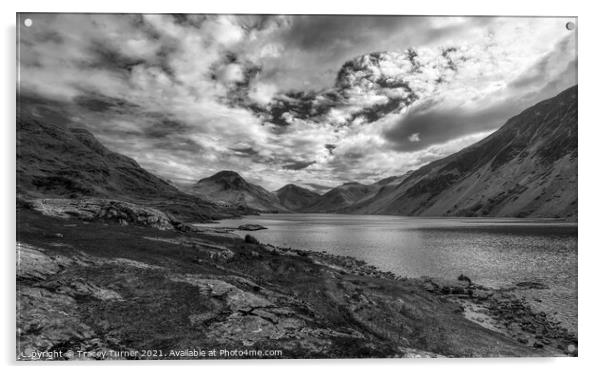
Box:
[206,170,242,180]
[192,170,286,212]
[197,170,247,187]
[277,184,309,192]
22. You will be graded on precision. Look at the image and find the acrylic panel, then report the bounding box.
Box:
[16,13,577,360]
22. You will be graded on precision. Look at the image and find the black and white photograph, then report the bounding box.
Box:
[15,12,578,360]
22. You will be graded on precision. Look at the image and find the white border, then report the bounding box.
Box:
[2,1,600,373]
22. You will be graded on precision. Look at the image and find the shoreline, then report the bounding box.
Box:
[265,242,578,341]
[17,198,578,359]
[197,214,577,335]
[169,213,579,355]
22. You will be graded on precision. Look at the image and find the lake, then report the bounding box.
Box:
[197,214,578,333]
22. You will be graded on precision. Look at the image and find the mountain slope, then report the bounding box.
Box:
[302,182,379,213]
[17,96,245,221]
[346,85,578,219]
[191,171,287,212]
[275,184,320,211]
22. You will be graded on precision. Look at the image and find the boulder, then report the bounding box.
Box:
[244,234,261,245]
[29,198,177,230]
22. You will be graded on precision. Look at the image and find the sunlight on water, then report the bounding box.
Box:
[198,214,577,333]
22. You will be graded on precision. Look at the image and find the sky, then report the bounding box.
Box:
[18,14,577,192]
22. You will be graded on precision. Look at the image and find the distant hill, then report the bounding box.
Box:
[191,171,287,212]
[345,85,578,219]
[300,182,378,213]
[16,96,246,221]
[297,173,413,213]
[275,184,320,211]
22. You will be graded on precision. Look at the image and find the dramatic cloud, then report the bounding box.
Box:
[18,14,577,190]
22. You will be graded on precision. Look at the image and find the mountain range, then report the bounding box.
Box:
[189,86,577,219]
[17,86,578,220]
[342,85,577,218]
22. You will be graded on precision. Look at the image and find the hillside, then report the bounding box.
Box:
[191,171,287,212]
[275,184,320,211]
[345,85,578,219]
[16,96,246,221]
[301,182,379,213]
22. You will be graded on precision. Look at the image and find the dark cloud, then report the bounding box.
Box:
[282,160,316,170]
[385,33,577,153]
[262,89,337,126]
[383,100,522,152]
[153,137,204,154]
[144,119,190,138]
[350,96,413,123]
[249,48,463,130]
[74,93,140,113]
[278,16,463,58]
[84,41,146,74]
[230,146,260,156]
[258,16,491,92]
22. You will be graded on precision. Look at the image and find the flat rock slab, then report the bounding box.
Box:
[237,224,267,231]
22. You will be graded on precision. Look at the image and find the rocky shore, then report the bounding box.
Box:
[17,198,577,360]
[272,246,577,356]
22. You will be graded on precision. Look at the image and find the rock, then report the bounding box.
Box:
[189,311,219,327]
[252,309,279,324]
[458,274,472,285]
[471,289,493,301]
[30,198,177,231]
[54,280,123,301]
[238,224,267,231]
[401,348,447,358]
[422,277,471,295]
[451,286,466,295]
[423,282,436,293]
[244,234,260,245]
[17,243,63,281]
[515,281,548,290]
[208,248,235,262]
[17,286,98,356]
[533,341,544,349]
[168,275,273,312]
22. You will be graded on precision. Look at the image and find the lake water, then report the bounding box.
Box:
[197,214,578,333]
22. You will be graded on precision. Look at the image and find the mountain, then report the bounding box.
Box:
[16,95,246,221]
[297,173,415,213]
[191,171,287,212]
[275,184,320,211]
[301,182,379,213]
[345,85,578,219]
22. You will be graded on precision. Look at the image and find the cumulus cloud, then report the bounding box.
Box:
[248,82,278,105]
[18,14,577,190]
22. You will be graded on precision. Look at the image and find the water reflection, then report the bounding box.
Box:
[197,214,577,332]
